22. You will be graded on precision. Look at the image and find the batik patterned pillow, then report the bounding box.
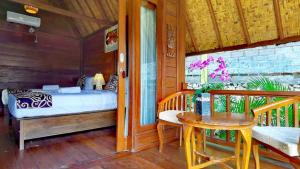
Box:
[105,75,118,92]
[8,89,32,94]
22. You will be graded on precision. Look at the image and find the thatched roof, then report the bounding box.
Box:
[185,0,300,56]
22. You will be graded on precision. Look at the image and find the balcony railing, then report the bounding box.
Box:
[182,83,300,162]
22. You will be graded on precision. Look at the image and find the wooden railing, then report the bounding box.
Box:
[182,84,300,161]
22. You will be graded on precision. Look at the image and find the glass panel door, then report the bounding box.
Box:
[140,6,157,125]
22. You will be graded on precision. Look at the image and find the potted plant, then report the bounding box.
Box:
[189,56,230,115]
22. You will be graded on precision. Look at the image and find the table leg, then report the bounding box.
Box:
[240,128,252,169]
[252,139,260,169]
[180,126,183,147]
[195,128,205,163]
[191,128,196,165]
[235,130,241,169]
[184,125,193,169]
[203,130,206,153]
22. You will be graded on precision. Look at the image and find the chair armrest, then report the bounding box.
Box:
[157,90,194,115]
[252,96,300,119]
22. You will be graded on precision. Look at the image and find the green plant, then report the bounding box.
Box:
[192,83,224,103]
[229,77,289,114]
[247,76,289,91]
[214,77,300,140]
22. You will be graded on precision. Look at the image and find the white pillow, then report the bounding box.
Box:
[58,87,81,93]
[42,85,59,91]
[31,89,43,92]
[84,77,94,90]
[1,89,8,105]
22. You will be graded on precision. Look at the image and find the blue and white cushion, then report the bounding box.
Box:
[252,126,300,157]
[159,110,184,124]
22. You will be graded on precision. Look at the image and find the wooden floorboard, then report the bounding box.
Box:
[0,114,117,169]
[0,114,292,169]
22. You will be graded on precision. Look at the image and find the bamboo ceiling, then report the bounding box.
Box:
[185,0,300,56]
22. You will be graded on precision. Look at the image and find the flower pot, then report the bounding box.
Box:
[195,93,211,116]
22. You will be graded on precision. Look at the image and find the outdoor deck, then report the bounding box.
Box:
[0,115,291,169]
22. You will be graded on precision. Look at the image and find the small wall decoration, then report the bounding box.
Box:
[167,24,176,57]
[104,24,118,53]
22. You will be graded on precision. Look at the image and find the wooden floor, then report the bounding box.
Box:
[0,114,292,169]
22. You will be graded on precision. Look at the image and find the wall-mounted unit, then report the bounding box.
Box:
[6,11,41,27]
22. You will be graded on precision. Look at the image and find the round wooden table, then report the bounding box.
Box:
[177,112,256,169]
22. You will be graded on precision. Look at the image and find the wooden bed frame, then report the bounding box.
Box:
[9,110,116,150]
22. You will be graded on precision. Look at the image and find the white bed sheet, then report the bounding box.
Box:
[8,90,117,118]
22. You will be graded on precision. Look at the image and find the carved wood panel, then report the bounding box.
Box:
[166,24,176,58]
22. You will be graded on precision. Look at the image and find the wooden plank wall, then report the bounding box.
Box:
[162,0,185,98]
[0,22,81,112]
[83,27,117,82]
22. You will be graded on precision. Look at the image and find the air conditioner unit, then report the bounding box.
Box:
[6,11,41,27]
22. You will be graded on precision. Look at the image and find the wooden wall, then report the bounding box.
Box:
[83,27,117,82]
[0,21,81,90]
[161,0,185,97]
[0,23,81,111]
[0,2,82,112]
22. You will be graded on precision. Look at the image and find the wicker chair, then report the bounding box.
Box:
[157,90,194,152]
[252,96,300,169]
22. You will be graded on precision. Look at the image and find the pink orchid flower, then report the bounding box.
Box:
[189,56,231,82]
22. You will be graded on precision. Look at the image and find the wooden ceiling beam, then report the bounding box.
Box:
[85,0,102,22]
[94,0,109,21]
[51,0,82,39]
[70,0,94,34]
[76,0,99,31]
[85,1,101,29]
[66,1,89,36]
[185,14,197,52]
[65,0,92,36]
[206,0,223,48]
[104,0,118,21]
[273,0,284,39]
[235,0,251,44]
[186,35,300,56]
[9,0,111,25]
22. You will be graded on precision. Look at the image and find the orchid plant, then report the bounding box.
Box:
[189,56,231,82]
[188,56,231,94]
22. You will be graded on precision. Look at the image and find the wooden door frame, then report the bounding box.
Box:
[116,0,127,152]
[127,0,163,151]
[127,0,140,151]
[126,0,186,152]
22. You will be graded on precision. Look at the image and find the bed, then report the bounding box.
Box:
[6,89,117,150]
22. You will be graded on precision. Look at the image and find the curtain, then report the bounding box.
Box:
[140,6,157,125]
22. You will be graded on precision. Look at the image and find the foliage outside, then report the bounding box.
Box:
[197,77,300,141]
